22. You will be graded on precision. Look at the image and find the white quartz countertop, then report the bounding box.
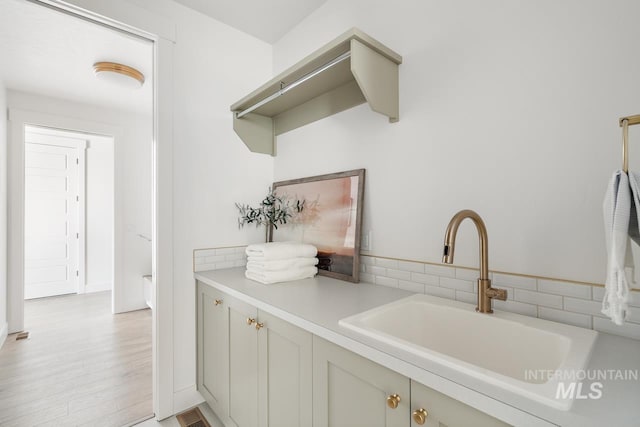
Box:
[195,268,640,427]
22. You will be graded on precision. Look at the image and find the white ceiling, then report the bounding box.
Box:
[172,0,328,43]
[0,0,152,115]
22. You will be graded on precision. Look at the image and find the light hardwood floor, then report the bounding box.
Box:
[0,291,152,427]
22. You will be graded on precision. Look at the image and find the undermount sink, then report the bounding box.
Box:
[339,294,597,410]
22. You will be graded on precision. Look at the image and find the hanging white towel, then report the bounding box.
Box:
[603,171,630,325]
[245,266,318,285]
[246,257,318,272]
[628,172,640,245]
[246,242,317,260]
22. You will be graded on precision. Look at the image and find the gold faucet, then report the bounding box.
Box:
[442,210,507,313]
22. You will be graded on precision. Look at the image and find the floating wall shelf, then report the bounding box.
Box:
[230,28,403,155]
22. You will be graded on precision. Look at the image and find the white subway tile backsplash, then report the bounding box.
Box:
[215,261,235,270]
[376,258,399,269]
[564,297,606,318]
[194,247,247,272]
[194,249,640,341]
[205,255,226,263]
[625,307,640,324]
[455,290,477,305]
[493,299,537,317]
[410,272,440,286]
[375,276,398,288]
[592,285,640,307]
[538,279,591,300]
[215,247,237,255]
[538,307,592,329]
[197,249,217,258]
[368,265,387,276]
[360,256,375,266]
[424,264,456,278]
[629,292,640,307]
[454,268,483,281]
[425,285,455,299]
[592,286,604,301]
[386,268,411,281]
[196,263,216,272]
[360,273,375,284]
[492,273,536,291]
[398,280,425,293]
[513,289,563,309]
[440,277,474,293]
[398,260,425,273]
[594,317,640,340]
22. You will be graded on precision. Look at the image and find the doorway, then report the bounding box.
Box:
[2,0,158,423]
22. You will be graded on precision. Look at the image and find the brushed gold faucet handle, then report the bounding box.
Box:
[255,322,264,330]
[487,287,507,301]
[214,299,223,306]
[246,317,256,326]
[412,408,428,425]
[386,393,401,409]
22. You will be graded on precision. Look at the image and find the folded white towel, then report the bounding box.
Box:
[245,266,318,285]
[603,171,630,325]
[246,242,317,260]
[246,257,318,272]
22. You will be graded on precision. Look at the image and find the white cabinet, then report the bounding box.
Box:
[313,336,511,427]
[198,282,513,427]
[196,282,227,418]
[227,296,259,427]
[313,336,410,427]
[410,380,510,427]
[258,310,313,427]
[197,281,312,427]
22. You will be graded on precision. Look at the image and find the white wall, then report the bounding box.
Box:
[8,90,152,312]
[0,78,7,347]
[85,136,115,292]
[125,0,274,398]
[272,0,640,285]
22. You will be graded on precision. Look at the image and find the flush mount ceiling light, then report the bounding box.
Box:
[93,61,145,89]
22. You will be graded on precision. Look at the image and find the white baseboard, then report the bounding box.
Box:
[0,322,8,350]
[173,384,204,415]
[85,282,112,293]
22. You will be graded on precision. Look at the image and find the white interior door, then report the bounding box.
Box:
[24,141,80,299]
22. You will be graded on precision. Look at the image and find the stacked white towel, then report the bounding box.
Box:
[244,242,318,285]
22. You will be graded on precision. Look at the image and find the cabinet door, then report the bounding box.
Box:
[411,380,511,427]
[313,336,410,427]
[257,310,312,427]
[196,282,227,417]
[227,296,259,427]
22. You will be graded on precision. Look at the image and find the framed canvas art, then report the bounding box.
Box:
[270,169,365,283]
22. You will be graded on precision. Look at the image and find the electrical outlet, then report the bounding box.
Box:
[361,230,372,251]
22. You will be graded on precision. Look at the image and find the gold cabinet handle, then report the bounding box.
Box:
[386,394,401,409]
[214,299,223,306]
[246,317,256,326]
[412,408,428,425]
[255,322,264,330]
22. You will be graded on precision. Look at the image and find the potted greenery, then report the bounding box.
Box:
[236,188,305,242]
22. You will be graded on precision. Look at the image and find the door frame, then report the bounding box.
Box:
[24,127,88,297]
[8,0,176,420]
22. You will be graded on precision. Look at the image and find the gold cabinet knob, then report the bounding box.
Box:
[412,408,428,425]
[246,317,256,326]
[255,322,264,330]
[386,394,401,409]
[214,299,223,306]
